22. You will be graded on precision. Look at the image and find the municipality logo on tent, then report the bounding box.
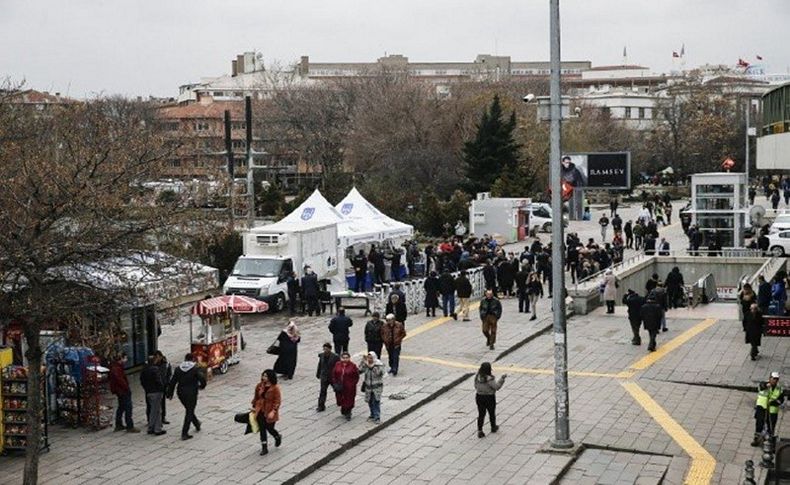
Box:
[340,203,354,215]
[301,208,315,220]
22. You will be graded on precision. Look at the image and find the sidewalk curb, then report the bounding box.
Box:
[286,309,569,483]
[283,372,473,485]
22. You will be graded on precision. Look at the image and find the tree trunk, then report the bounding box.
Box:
[23,324,42,485]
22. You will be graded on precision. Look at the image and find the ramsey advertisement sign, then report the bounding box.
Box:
[562,152,631,190]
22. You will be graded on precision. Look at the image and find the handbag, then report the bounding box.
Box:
[331,382,342,393]
[361,382,367,393]
[266,339,280,355]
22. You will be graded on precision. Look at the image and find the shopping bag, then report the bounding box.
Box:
[249,411,259,433]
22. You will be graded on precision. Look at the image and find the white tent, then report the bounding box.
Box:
[335,187,413,242]
[279,189,380,247]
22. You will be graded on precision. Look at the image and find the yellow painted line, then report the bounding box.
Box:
[401,355,625,379]
[403,302,481,341]
[621,381,715,484]
[628,318,717,371]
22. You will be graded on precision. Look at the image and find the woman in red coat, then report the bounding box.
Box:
[331,351,359,420]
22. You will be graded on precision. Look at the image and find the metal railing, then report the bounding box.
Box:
[371,266,487,315]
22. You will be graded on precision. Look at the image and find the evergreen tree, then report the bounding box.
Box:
[462,95,522,195]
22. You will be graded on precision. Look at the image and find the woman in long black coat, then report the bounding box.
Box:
[274,321,301,379]
[423,271,440,317]
[744,303,764,361]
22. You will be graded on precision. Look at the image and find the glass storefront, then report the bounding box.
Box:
[119,306,156,369]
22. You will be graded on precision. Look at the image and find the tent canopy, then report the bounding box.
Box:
[279,189,380,247]
[335,187,413,242]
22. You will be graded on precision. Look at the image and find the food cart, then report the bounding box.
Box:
[189,296,268,375]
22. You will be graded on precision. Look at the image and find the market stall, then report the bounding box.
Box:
[189,295,267,375]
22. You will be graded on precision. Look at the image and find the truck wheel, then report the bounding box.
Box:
[274,293,286,312]
[543,222,552,233]
[771,246,785,257]
[218,360,229,374]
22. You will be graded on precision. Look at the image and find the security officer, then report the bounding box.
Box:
[752,371,786,446]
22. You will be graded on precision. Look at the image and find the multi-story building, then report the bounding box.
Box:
[177,51,592,103]
[156,98,250,179]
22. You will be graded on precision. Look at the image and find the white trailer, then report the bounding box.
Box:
[223,220,343,312]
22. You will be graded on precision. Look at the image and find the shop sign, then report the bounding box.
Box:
[765,316,790,337]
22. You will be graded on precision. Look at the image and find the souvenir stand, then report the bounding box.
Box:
[1,365,49,454]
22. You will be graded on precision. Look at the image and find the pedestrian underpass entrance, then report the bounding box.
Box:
[568,252,787,315]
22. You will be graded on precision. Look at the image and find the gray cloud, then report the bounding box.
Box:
[1,0,787,98]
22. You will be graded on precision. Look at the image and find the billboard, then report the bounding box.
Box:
[562,152,631,190]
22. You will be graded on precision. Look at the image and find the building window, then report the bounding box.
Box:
[168,159,181,167]
[624,107,632,119]
[233,91,243,97]
[638,107,646,119]
[195,122,210,131]
[232,140,246,150]
[231,122,246,130]
[213,91,225,97]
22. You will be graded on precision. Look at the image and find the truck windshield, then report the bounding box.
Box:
[231,258,282,278]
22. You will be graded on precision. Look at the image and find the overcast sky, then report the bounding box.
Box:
[2,0,788,98]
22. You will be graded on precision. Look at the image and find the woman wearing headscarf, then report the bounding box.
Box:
[331,351,359,421]
[273,321,301,380]
[251,369,282,456]
[359,351,385,423]
[474,362,506,438]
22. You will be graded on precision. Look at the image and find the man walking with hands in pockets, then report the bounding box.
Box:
[479,290,503,350]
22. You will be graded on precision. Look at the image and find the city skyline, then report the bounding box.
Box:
[1,0,788,98]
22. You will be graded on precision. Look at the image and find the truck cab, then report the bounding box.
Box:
[223,256,293,312]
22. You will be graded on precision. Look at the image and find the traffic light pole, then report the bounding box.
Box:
[549,0,573,450]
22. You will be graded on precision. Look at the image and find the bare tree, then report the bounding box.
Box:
[0,89,210,484]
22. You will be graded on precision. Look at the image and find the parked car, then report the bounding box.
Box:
[769,214,790,234]
[767,230,790,256]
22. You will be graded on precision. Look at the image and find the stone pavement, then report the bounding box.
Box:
[3,197,789,484]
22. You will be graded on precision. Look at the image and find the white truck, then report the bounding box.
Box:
[223,220,343,312]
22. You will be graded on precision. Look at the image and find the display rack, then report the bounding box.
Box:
[80,357,110,430]
[1,365,49,454]
[52,359,81,428]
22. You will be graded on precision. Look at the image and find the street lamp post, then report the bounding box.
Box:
[549,0,573,449]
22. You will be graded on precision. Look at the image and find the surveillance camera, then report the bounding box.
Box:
[574,106,581,114]
[523,94,535,103]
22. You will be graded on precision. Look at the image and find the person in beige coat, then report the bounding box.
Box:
[602,269,618,314]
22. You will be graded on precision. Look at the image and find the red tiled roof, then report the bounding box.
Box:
[6,89,73,104]
[157,100,245,120]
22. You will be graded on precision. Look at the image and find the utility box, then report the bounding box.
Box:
[690,172,748,248]
[469,193,553,243]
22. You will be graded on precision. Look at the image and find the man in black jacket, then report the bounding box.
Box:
[757,275,772,314]
[167,353,207,440]
[301,267,320,316]
[141,355,167,436]
[456,271,473,321]
[352,250,368,292]
[515,264,530,313]
[154,350,172,425]
[482,260,497,296]
[315,343,340,412]
[438,270,457,319]
[622,289,645,345]
[328,307,353,353]
[364,312,384,358]
[640,296,664,352]
[665,267,685,309]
